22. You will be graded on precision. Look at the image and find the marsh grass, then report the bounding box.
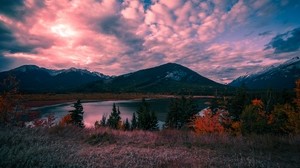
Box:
[0,126,299,168]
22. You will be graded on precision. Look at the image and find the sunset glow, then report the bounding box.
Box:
[50,24,77,38]
[0,0,300,83]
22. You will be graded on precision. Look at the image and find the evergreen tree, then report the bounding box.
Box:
[68,100,84,128]
[124,118,130,131]
[240,100,269,134]
[100,114,107,127]
[228,87,248,121]
[150,110,158,130]
[131,112,137,130]
[270,104,290,134]
[136,98,158,130]
[165,96,198,129]
[107,103,121,129]
[166,98,180,129]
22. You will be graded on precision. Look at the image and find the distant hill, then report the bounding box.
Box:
[0,65,110,92]
[229,57,300,90]
[82,63,226,94]
[0,63,227,94]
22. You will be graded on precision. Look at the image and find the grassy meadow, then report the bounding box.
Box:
[0,126,299,168]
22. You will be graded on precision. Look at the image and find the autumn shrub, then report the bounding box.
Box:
[291,79,300,134]
[191,109,228,134]
[240,99,269,134]
[268,104,291,134]
[275,103,300,135]
[229,121,242,136]
[59,114,72,126]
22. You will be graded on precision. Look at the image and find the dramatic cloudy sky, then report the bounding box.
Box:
[0,0,300,83]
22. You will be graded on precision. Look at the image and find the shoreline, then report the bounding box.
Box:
[22,93,216,108]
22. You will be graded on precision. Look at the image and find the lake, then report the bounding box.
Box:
[33,98,209,128]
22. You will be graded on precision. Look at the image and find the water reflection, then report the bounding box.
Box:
[35,99,208,127]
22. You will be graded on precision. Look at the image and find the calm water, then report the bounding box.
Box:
[33,98,209,127]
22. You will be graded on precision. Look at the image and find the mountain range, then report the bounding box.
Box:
[0,63,225,93]
[0,57,299,93]
[81,63,224,93]
[0,65,109,92]
[229,57,300,90]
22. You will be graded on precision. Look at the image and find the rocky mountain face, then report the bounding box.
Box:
[229,57,300,90]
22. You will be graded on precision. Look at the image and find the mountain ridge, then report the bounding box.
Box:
[0,65,109,92]
[0,63,226,94]
[81,62,225,93]
[229,57,300,89]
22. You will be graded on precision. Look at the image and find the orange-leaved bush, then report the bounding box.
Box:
[191,109,229,134]
[230,121,242,135]
[59,114,72,126]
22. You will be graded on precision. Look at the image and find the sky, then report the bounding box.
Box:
[0,0,300,83]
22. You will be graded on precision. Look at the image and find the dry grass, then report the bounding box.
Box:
[0,126,299,168]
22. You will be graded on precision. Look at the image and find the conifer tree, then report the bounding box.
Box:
[100,114,107,127]
[131,112,137,130]
[68,100,84,128]
[166,96,198,129]
[150,110,158,130]
[240,99,269,134]
[136,98,158,130]
[124,118,130,131]
[228,87,248,121]
[107,103,121,129]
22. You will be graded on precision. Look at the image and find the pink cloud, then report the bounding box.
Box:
[0,0,298,83]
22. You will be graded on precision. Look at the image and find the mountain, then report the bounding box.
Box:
[82,63,226,94]
[229,57,300,89]
[0,65,110,92]
[0,63,227,94]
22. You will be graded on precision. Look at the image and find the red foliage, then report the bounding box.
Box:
[252,99,263,108]
[192,109,227,134]
[59,114,72,126]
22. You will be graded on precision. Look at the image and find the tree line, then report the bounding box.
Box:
[64,96,199,131]
[94,98,159,131]
[1,75,299,136]
[191,80,300,135]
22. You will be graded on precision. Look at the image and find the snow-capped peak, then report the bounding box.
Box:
[57,68,110,78]
[12,65,111,79]
[282,56,300,66]
[92,71,111,79]
[239,57,300,79]
[230,56,300,88]
[165,70,187,81]
[14,65,41,72]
